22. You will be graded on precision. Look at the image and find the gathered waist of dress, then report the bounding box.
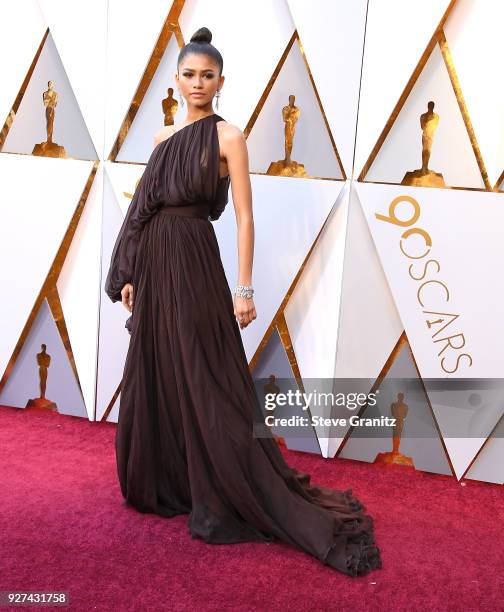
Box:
[158,204,210,219]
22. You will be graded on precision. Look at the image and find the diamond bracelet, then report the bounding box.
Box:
[233,285,254,299]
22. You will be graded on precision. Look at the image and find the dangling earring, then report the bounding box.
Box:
[215,89,221,110]
[178,90,184,108]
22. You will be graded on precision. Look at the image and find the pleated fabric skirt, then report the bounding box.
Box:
[116,207,382,577]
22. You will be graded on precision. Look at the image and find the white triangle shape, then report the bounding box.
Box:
[247,38,343,180]
[0,298,87,418]
[365,44,483,189]
[38,0,108,157]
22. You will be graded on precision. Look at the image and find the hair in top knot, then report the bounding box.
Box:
[177,26,223,74]
[190,27,212,44]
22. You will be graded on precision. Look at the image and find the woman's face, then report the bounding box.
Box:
[176,53,223,109]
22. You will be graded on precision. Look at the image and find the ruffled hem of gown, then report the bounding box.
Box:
[287,468,382,577]
[322,488,382,577]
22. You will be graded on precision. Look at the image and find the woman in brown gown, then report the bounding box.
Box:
[105,27,382,577]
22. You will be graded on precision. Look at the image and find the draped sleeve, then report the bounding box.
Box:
[104,164,162,302]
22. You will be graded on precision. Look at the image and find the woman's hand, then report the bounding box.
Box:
[234,296,257,329]
[121,283,134,313]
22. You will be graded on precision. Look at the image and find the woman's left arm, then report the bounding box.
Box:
[221,124,257,329]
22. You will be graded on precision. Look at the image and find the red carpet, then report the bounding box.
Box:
[0,405,502,611]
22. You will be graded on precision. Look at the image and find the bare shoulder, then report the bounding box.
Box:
[153,124,176,146]
[216,121,245,145]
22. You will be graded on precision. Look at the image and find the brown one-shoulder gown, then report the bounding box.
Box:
[105,113,382,577]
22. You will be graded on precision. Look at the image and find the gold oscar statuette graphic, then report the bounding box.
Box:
[263,374,285,446]
[25,343,58,413]
[374,392,414,467]
[401,101,445,187]
[267,95,307,178]
[162,87,178,126]
[32,80,67,158]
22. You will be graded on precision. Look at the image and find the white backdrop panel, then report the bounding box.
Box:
[0,154,94,380]
[287,0,367,177]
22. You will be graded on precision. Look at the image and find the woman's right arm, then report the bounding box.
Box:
[104,175,145,305]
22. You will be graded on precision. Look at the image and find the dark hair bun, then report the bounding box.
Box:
[190,27,212,44]
[178,26,222,74]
